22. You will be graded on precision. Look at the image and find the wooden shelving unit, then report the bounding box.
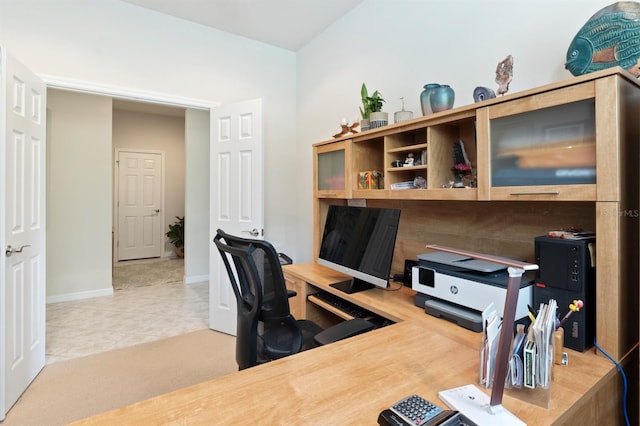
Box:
[312,67,640,361]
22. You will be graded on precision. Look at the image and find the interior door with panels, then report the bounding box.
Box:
[0,48,46,420]
[209,98,264,335]
[116,150,163,261]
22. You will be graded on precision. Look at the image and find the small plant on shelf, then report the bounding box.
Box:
[359,83,385,119]
[360,83,387,130]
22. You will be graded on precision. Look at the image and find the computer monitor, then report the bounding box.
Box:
[318,205,401,294]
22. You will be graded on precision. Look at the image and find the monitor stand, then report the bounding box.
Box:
[330,278,375,294]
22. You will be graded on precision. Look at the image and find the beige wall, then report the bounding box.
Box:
[185,109,210,284]
[46,89,208,301]
[112,108,186,258]
[46,90,113,300]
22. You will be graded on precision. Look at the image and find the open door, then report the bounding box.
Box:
[209,99,263,335]
[0,48,47,419]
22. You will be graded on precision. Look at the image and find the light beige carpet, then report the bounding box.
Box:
[112,258,184,291]
[2,329,237,426]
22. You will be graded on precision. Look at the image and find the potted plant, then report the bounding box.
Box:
[359,83,386,130]
[166,216,185,258]
[359,83,387,130]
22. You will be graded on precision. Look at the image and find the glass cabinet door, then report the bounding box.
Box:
[491,100,596,186]
[314,140,350,198]
[485,83,598,201]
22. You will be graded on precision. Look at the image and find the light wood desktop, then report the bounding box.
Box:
[71,262,630,425]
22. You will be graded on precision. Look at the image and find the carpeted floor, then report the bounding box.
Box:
[1,329,237,426]
[112,258,184,291]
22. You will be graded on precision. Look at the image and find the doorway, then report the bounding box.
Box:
[45,88,206,302]
[112,99,185,263]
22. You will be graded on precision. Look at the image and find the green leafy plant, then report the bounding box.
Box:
[166,216,184,248]
[359,83,385,119]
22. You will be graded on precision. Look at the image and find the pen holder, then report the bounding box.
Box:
[553,327,565,365]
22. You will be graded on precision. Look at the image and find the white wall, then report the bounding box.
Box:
[1,0,621,275]
[0,0,299,294]
[294,0,617,261]
[46,90,113,301]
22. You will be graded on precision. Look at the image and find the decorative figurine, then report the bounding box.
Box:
[405,153,415,166]
[413,176,427,189]
[495,54,513,96]
[473,86,496,102]
[565,2,640,77]
[333,118,359,138]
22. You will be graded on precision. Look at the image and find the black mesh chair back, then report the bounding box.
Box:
[214,229,312,369]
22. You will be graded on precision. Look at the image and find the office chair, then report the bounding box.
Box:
[214,229,374,370]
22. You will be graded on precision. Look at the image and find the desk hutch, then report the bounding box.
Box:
[74,68,639,425]
[306,67,639,363]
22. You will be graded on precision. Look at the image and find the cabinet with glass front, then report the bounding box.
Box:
[314,140,351,198]
[324,111,478,201]
[476,82,598,201]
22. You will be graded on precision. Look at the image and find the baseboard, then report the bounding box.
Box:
[185,274,208,285]
[46,287,114,304]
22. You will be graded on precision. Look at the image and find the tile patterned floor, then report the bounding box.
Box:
[46,278,209,364]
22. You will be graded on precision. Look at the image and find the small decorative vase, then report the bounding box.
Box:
[430,84,455,113]
[369,111,388,129]
[473,86,496,103]
[394,110,413,123]
[420,83,440,115]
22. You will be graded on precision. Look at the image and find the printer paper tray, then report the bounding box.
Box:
[424,297,483,332]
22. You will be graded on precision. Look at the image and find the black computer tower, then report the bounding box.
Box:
[534,236,596,352]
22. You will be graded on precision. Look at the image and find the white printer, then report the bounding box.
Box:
[412,251,534,332]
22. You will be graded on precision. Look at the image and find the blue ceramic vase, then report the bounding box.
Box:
[430,85,455,113]
[420,83,440,115]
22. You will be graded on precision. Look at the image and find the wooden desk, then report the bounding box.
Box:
[71,262,631,425]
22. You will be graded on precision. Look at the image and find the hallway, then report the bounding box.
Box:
[45,276,208,364]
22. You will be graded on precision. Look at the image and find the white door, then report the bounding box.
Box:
[116,150,163,261]
[209,99,263,335]
[0,49,46,420]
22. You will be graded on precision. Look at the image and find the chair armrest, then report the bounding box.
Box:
[287,289,297,298]
[313,318,374,346]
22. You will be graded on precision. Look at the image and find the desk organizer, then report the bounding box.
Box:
[480,300,557,409]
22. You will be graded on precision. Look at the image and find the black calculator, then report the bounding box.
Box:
[390,394,443,425]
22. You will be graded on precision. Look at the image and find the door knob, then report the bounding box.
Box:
[154,209,160,215]
[5,244,31,257]
[242,228,260,237]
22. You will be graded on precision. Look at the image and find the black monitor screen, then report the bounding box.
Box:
[318,205,401,293]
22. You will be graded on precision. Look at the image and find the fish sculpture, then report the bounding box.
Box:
[565,1,640,77]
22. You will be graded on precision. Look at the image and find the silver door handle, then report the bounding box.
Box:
[5,244,31,257]
[242,228,260,237]
[154,209,160,215]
